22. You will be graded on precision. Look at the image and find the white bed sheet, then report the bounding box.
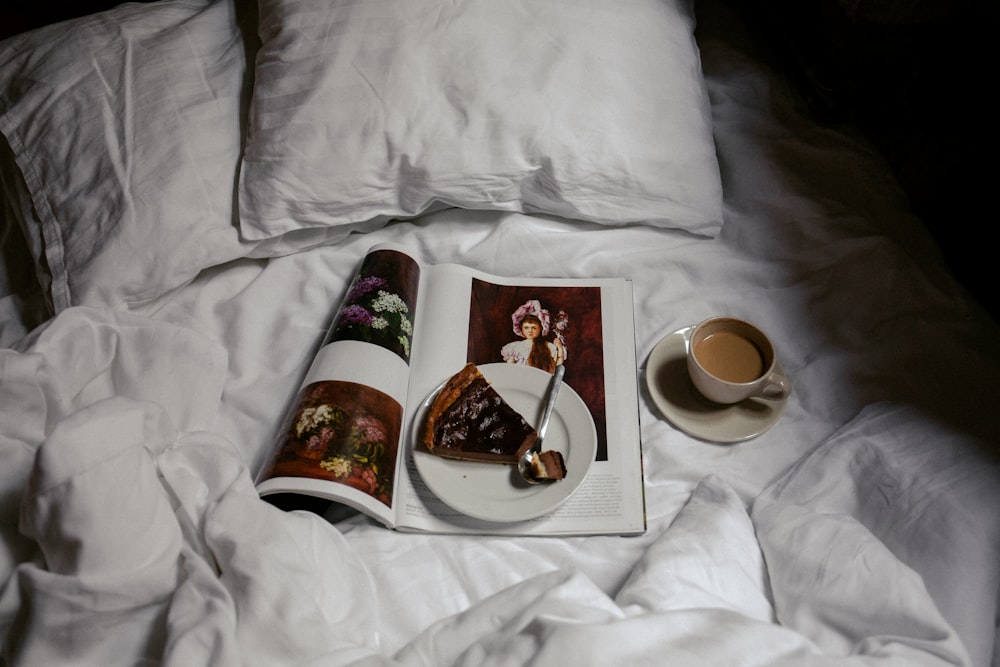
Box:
[2,1,999,665]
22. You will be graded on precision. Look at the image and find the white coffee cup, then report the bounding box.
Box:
[685,316,790,405]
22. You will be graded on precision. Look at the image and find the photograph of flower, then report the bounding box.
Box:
[259,380,403,508]
[326,249,420,362]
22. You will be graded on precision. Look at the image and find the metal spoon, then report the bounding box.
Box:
[517,364,565,484]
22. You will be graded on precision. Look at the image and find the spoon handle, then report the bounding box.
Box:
[535,364,565,448]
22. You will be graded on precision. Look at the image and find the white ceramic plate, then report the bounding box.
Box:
[646,326,789,443]
[413,363,597,522]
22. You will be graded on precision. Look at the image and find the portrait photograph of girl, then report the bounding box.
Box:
[466,280,609,461]
[501,299,567,372]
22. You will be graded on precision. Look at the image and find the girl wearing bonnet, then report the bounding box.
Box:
[501,299,567,373]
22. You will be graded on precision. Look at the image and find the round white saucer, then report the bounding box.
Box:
[645,326,789,443]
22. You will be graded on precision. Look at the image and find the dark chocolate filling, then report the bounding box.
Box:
[433,376,533,456]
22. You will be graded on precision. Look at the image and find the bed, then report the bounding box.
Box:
[2,0,998,665]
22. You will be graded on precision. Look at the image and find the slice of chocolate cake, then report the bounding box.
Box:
[423,363,537,464]
[527,450,567,480]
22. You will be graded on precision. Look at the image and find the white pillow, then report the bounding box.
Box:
[0,0,255,311]
[239,0,724,241]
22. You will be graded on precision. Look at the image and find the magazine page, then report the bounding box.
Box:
[254,241,645,536]
[395,261,644,536]
[255,244,423,528]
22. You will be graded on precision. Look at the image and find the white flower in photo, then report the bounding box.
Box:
[371,291,408,314]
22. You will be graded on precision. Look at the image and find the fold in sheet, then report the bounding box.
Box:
[0,306,228,581]
[0,307,381,665]
[755,403,1000,667]
[389,476,968,666]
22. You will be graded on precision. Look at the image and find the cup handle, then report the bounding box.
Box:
[756,371,790,401]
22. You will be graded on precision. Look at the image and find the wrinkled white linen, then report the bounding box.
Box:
[2,0,1000,664]
[0,327,978,665]
[0,309,381,665]
[755,403,1000,667]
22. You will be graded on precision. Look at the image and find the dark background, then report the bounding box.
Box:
[731,0,995,320]
[1,1,156,38]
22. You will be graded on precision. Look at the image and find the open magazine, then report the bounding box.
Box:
[255,242,645,536]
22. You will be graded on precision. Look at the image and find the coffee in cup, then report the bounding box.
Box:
[686,317,790,404]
